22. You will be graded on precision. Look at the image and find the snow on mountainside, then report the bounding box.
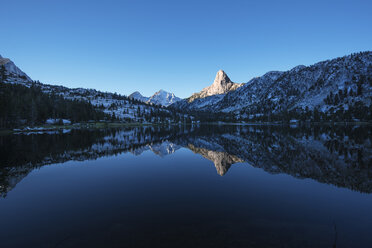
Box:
[147,89,181,106]
[0,55,189,123]
[172,52,372,121]
[217,51,372,116]
[2,51,371,122]
[129,89,181,107]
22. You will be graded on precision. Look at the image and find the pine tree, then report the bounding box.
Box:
[357,82,363,96]
[0,65,6,81]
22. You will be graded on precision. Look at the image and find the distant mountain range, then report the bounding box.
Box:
[128,70,242,108]
[129,89,181,107]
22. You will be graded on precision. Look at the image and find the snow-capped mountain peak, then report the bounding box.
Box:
[128,89,181,106]
[147,89,181,106]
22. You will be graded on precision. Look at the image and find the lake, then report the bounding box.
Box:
[0,124,371,248]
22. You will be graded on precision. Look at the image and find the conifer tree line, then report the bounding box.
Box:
[0,64,193,128]
[0,82,107,128]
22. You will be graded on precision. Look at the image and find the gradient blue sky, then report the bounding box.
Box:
[1,0,371,98]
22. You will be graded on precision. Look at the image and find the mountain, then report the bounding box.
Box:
[2,51,372,125]
[0,55,192,127]
[128,91,149,102]
[172,52,372,122]
[129,89,181,107]
[147,89,181,106]
[129,70,243,108]
[170,70,243,111]
[217,52,372,118]
[189,70,243,102]
[0,55,31,81]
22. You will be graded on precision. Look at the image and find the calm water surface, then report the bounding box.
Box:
[0,125,371,248]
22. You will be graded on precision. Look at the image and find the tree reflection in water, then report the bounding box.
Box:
[1,124,371,197]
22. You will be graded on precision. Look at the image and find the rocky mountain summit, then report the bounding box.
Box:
[188,70,243,103]
[170,70,243,112]
[0,55,31,81]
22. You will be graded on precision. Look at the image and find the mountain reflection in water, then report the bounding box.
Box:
[1,124,371,197]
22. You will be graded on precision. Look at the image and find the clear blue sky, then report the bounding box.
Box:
[1,0,371,98]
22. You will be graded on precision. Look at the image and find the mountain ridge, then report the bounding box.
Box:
[129,89,181,107]
[171,51,372,122]
[0,55,193,127]
[217,51,372,115]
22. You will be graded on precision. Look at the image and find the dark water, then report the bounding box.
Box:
[0,124,371,248]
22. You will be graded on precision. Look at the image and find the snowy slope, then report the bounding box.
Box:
[171,52,372,120]
[147,89,181,106]
[129,89,181,107]
[216,51,372,115]
[0,55,190,123]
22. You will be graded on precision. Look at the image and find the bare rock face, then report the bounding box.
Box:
[0,55,31,81]
[188,70,243,103]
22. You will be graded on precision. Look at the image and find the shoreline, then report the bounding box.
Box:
[1,120,371,135]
